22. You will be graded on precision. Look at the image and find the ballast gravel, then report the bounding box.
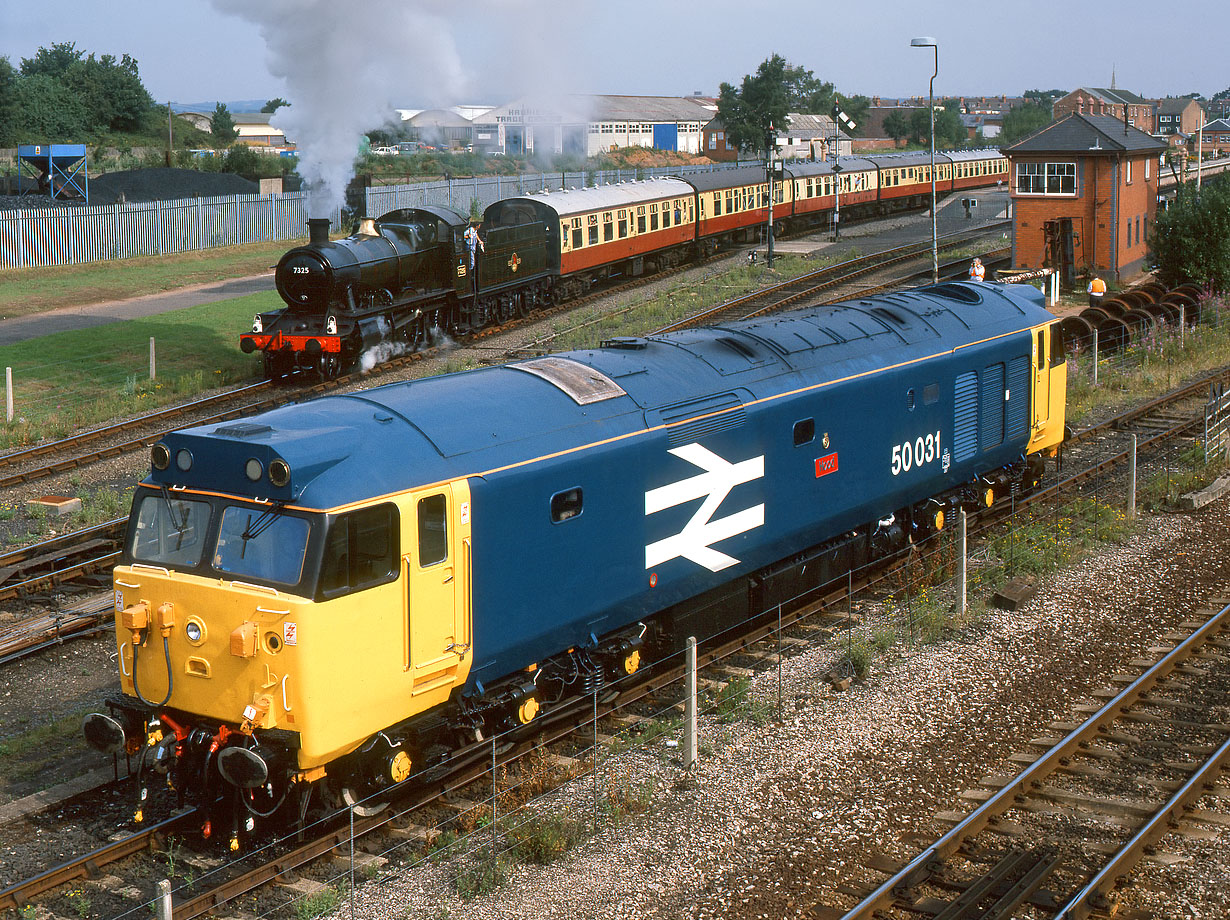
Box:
[335,499,1230,920]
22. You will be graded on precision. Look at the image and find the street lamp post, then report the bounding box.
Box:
[911,36,939,283]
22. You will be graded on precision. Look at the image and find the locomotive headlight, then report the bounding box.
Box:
[151,443,170,470]
[269,459,291,488]
[326,315,337,335]
[245,458,263,482]
[252,315,264,333]
[175,449,193,472]
[185,620,203,643]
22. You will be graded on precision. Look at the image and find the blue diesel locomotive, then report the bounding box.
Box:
[86,280,1065,845]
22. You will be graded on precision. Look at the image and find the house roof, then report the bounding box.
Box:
[1073,87,1151,107]
[480,95,714,125]
[1157,97,1202,115]
[1002,113,1166,155]
[1203,118,1230,132]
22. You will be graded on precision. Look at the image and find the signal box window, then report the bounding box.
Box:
[319,503,399,595]
[418,494,448,567]
[550,487,583,523]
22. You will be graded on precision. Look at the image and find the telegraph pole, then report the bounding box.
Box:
[766,124,777,267]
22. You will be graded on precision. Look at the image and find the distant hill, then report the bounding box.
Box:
[171,100,272,114]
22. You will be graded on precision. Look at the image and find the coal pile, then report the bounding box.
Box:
[0,168,260,209]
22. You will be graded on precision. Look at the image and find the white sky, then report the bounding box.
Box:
[2,0,1225,108]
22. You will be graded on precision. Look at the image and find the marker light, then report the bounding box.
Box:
[245,458,263,482]
[176,449,193,472]
[269,459,291,488]
[185,621,202,642]
[151,444,170,470]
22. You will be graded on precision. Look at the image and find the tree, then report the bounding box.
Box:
[1149,176,1230,291]
[716,54,792,156]
[20,41,83,78]
[0,57,18,146]
[883,110,910,147]
[210,103,238,146]
[1022,88,1066,111]
[935,100,967,148]
[14,72,89,140]
[1001,102,1053,145]
[63,53,152,132]
[838,95,871,136]
[262,97,290,114]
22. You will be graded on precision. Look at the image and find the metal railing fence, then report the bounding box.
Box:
[0,162,752,271]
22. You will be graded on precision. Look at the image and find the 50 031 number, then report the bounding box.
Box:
[891,431,941,476]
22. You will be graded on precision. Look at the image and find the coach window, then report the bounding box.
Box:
[418,494,448,567]
[713,193,722,216]
[588,218,599,246]
[793,418,815,447]
[572,225,583,250]
[650,203,659,230]
[726,189,734,212]
[550,487,583,523]
[618,209,628,238]
[674,201,682,224]
[661,207,670,228]
[637,207,646,233]
[603,212,613,241]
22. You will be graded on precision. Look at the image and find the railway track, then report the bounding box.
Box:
[653,222,1010,333]
[0,554,883,918]
[1,382,1221,916]
[832,599,1230,920]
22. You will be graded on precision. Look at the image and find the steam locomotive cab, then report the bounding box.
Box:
[241,207,469,378]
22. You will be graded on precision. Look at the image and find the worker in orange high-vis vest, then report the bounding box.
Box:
[1087,275,1107,307]
[968,258,985,282]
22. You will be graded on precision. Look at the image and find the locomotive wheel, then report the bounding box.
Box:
[319,353,342,379]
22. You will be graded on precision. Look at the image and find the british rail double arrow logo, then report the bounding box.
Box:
[644,443,765,573]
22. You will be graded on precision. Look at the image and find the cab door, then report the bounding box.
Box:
[405,481,472,695]
[1032,327,1051,431]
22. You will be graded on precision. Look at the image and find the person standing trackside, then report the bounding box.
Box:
[968,257,985,282]
[1087,275,1106,308]
[464,222,485,290]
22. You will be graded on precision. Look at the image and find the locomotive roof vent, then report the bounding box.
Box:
[214,422,275,439]
[919,283,984,305]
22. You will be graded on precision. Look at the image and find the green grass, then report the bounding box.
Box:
[0,709,94,784]
[292,885,341,920]
[0,239,294,318]
[0,291,274,449]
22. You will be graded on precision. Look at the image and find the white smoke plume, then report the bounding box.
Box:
[210,0,469,218]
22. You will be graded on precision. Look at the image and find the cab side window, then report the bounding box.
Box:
[319,504,399,596]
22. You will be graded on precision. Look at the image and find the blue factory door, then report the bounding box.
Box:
[652,124,678,151]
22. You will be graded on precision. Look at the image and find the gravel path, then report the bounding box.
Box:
[334,498,1230,920]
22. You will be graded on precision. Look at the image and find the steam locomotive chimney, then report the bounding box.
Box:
[307,218,330,245]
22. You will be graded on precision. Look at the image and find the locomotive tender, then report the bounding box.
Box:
[87,278,1065,846]
[241,150,1009,378]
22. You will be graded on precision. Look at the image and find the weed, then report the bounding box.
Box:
[454,854,509,900]
[292,885,341,920]
[835,637,876,678]
[506,811,586,864]
[65,889,91,920]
